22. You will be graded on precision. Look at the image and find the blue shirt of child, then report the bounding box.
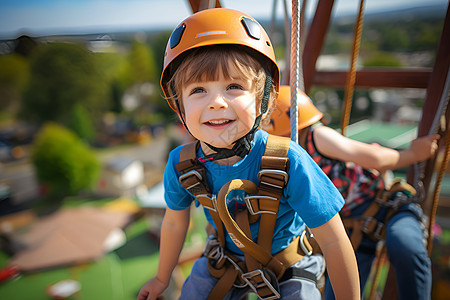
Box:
[163,129,344,255]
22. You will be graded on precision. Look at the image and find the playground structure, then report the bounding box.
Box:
[184,1,450,299]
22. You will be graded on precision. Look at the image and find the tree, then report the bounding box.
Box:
[0,54,29,111]
[363,51,402,67]
[129,40,157,84]
[67,103,95,141]
[20,43,108,130]
[32,123,100,199]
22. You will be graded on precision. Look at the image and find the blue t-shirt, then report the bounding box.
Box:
[164,130,344,255]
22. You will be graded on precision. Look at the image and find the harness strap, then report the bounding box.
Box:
[207,264,241,300]
[177,135,298,300]
[257,135,290,252]
[236,210,261,272]
[177,141,227,248]
[279,267,317,284]
[343,179,417,250]
[217,179,286,275]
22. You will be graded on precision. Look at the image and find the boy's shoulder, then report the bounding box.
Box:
[167,143,185,165]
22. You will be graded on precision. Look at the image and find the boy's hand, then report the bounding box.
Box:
[137,276,168,300]
[410,134,440,162]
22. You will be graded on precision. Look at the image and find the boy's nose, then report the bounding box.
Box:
[209,94,228,110]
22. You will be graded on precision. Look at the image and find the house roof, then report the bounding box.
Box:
[105,156,139,172]
[8,207,133,272]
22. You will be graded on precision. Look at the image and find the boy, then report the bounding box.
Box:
[266,85,439,300]
[138,9,360,300]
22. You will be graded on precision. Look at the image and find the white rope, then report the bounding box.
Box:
[290,0,302,143]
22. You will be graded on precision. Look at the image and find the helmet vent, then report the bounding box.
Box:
[170,24,186,49]
[241,18,261,40]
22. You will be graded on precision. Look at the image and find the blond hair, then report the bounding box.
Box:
[166,45,277,127]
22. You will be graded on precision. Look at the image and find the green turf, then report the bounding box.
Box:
[0,216,161,300]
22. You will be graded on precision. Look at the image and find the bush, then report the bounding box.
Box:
[20,43,108,127]
[32,123,100,198]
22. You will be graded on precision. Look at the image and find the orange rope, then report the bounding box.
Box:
[427,128,450,255]
[340,0,365,136]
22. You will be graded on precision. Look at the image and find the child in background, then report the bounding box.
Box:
[265,85,439,300]
[138,8,359,300]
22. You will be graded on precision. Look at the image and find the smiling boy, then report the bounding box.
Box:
[138,8,360,300]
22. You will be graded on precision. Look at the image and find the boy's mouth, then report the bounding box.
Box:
[204,119,234,127]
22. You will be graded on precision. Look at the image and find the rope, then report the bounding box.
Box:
[427,130,450,255]
[414,69,450,198]
[290,0,305,143]
[340,0,365,136]
[427,89,450,255]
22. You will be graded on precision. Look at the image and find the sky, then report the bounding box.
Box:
[0,0,447,39]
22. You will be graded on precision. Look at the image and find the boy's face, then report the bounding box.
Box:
[181,64,257,149]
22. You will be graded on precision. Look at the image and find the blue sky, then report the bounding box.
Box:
[0,0,446,39]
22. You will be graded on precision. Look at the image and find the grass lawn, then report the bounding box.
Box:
[0,197,207,300]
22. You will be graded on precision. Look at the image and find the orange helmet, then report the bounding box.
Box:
[265,85,323,136]
[160,8,280,112]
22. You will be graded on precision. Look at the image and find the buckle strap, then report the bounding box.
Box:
[279,267,317,284]
[197,194,217,212]
[242,269,281,300]
[216,179,286,275]
[360,217,385,242]
[245,195,278,215]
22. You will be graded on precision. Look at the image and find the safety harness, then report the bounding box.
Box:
[299,124,420,251]
[176,134,315,300]
[343,179,418,251]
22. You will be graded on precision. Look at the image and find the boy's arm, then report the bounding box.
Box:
[138,206,190,300]
[310,213,360,300]
[314,125,439,173]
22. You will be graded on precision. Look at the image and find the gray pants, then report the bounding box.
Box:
[179,254,324,299]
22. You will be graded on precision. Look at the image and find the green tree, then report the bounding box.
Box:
[32,123,100,199]
[129,40,157,84]
[67,103,95,141]
[20,43,108,129]
[363,51,402,67]
[96,52,129,113]
[0,54,29,111]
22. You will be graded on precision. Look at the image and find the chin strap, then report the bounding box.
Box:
[172,68,272,164]
[198,130,256,163]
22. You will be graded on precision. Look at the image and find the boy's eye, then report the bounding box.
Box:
[190,87,205,95]
[227,84,243,91]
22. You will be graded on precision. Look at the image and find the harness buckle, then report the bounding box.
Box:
[257,169,289,185]
[375,192,409,209]
[244,195,278,215]
[204,235,220,257]
[197,194,217,212]
[223,255,248,288]
[241,269,281,300]
[361,217,385,241]
[300,230,313,256]
[179,170,203,190]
